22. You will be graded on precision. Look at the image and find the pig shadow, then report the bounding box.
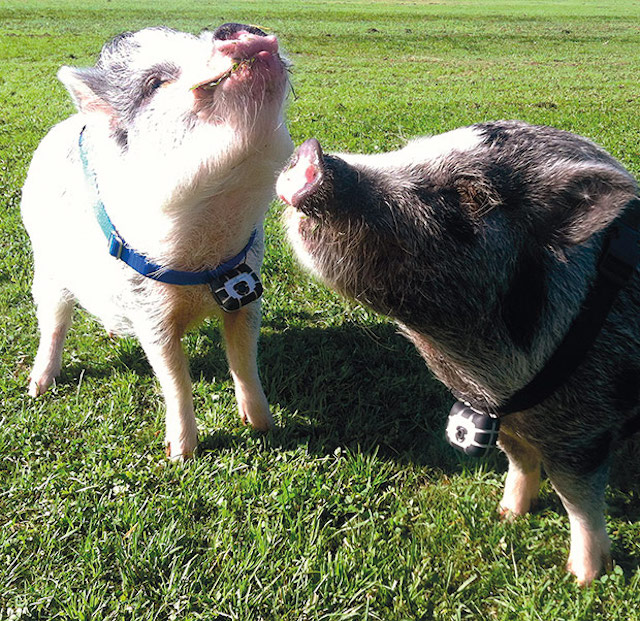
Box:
[59,315,456,475]
[195,318,640,567]
[193,317,468,473]
[65,314,640,503]
[59,313,640,529]
[56,312,640,572]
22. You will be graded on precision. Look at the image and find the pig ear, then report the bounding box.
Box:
[57,66,114,116]
[549,165,636,246]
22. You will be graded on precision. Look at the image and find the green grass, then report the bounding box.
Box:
[2,1,640,619]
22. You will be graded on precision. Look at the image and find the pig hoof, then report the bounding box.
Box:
[567,546,612,586]
[568,554,612,586]
[498,500,538,520]
[165,439,198,461]
[498,498,534,520]
[28,376,50,397]
[498,506,519,522]
[567,558,600,586]
[28,378,41,397]
[236,388,274,431]
[240,403,274,431]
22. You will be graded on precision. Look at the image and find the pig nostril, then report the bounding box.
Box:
[212,22,267,41]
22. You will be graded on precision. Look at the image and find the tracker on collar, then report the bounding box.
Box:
[446,196,640,457]
[79,126,263,312]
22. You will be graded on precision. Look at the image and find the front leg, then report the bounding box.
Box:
[498,429,542,518]
[545,460,612,585]
[222,300,273,431]
[137,327,198,459]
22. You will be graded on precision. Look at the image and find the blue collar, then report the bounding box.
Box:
[78,126,257,286]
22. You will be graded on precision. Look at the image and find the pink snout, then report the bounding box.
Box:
[215,31,279,60]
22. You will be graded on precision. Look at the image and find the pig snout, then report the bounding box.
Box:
[214,28,279,61]
[277,138,326,211]
[192,23,284,97]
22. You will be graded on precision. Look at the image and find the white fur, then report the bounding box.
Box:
[22,28,292,458]
[566,513,612,585]
[499,463,541,517]
[337,126,483,170]
[283,209,318,274]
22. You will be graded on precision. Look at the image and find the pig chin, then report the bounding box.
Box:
[217,53,287,125]
[284,206,358,298]
[284,207,325,276]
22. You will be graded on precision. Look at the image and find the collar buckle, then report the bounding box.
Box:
[108,233,125,260]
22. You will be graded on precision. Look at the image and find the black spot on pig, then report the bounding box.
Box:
[435,191,478,245]
[322,155,395,231]
[100,31,136,59]
[87,29,184,133]
[501,248,547,351]
[483,161,529,214]
[480,123,513,149]
[212,23,267,40]
[613,368,640,412]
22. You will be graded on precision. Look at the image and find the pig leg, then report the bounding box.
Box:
[498,431,542,517]
[545,460,612,585]
[136,328,198,460]
[28,274,75,397]
[221,301,273,431]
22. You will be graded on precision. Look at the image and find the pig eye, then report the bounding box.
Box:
[144,76,167,94]
[140,63,180,98]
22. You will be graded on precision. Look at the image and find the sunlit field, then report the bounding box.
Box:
[2,1,640,618]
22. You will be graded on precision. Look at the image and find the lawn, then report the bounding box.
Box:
[1,1,640,619]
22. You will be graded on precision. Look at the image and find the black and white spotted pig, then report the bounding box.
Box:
[22,24,293,458]
[277,121,640,584]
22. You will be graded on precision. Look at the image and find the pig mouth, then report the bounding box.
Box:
[191,57,259,91]
[192,35,284,93]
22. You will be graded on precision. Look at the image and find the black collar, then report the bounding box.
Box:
[468,196,640,417]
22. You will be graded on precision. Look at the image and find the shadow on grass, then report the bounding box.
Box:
[58,314,640,508]
[58,330,160,385]
[193,318,502,475]
[49,312,640,574]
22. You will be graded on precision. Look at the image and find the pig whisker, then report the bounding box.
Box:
[285,70,297,101]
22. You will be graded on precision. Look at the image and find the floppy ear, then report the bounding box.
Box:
[57,66,115,116]
[547,164,637,246]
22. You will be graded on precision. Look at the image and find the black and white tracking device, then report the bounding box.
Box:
[446,401,500,457]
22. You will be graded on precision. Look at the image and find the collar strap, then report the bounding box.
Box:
[459,196,640,417]
[78,126,257,286]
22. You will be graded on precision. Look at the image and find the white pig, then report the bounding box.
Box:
[21,23,293,458]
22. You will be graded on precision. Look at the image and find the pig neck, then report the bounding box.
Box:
[87,124,287,271]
